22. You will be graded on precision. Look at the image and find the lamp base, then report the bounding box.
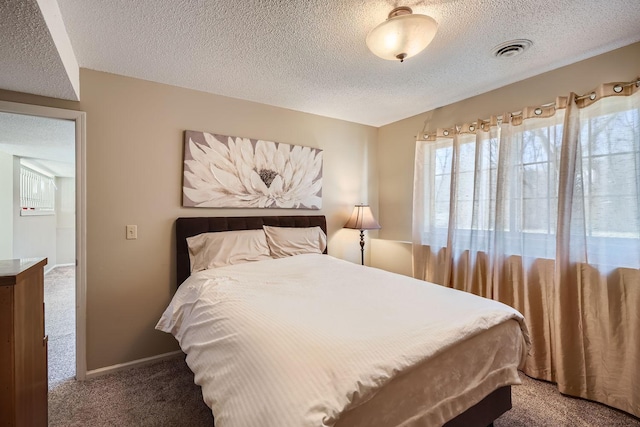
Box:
[359,229,365,265]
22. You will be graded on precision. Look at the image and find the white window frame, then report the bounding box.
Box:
[19,165,56,216]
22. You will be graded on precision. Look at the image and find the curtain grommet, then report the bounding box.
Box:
[534,107,542,115]
[443,130,449,136]
[613,84,623,93]
[469,125,475,132]
[589,92,596,100]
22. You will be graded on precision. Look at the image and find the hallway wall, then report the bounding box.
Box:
[0,151,12,259]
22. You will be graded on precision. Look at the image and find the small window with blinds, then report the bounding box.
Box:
[20,166,56,216]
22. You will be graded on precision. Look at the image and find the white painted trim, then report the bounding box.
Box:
[19,209,55,217]
[0,100,87,381]
[74,110,87,380]
[85,351,183,379]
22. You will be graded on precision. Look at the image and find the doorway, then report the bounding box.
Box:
[0,100,87,382]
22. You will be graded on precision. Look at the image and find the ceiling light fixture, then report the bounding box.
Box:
[366,6,438,63]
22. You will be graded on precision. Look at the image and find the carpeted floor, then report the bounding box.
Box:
[45,265,76,388]
[48,355,640,427]
[495,374,640,427]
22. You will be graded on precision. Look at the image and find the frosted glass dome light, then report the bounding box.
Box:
[366,6,438,62]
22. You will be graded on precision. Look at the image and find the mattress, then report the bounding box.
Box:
[156,254,529,427]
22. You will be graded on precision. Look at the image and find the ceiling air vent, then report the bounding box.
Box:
[492,39,532,58]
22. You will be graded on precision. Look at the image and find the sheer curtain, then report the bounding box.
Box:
[412,81,640,417]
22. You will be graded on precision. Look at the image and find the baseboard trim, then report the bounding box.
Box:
[85,350,183,380]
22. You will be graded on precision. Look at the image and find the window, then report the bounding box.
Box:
[581,109,639,238]
[578,106,640,268]
[20,165,55,216]
[416,95,640,269]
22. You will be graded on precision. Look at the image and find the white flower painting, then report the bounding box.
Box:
[182,131,323,209]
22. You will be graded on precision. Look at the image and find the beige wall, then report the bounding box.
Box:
[0,70,378,370]
[377,42,640,256]
[78,69,378,369]
[370,239,412,277]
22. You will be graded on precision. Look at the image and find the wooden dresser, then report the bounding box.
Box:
[0,258,48,427]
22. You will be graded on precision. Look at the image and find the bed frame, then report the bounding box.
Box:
[175,215,511,427]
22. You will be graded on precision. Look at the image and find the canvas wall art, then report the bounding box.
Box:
[182,131,323,209]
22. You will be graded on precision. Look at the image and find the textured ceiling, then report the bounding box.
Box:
[0,0,78,100]
[0,112,75,177]
[5,1,640,126]
[54,0,640,126]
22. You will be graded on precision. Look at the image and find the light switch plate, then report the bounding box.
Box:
[126,225,137,240]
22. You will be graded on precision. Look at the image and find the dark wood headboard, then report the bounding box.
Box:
[176,215,327,286]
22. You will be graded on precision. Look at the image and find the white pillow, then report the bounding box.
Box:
[263,225,327,258]
[187,229,272,272]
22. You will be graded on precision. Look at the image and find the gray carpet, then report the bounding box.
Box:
[495,374,640,427]
[44,265,76,388]
[48,355,639,426]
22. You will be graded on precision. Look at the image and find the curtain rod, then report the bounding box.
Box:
[417,78,640,141]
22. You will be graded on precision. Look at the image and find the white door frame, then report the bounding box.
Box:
[0,100,87,380]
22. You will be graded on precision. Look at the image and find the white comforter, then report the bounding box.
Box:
[156,254,529,427]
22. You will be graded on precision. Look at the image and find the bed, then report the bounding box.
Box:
[157,215,529,427]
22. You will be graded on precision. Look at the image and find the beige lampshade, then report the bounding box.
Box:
[366,7,438,62]
[344,204,381,230]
